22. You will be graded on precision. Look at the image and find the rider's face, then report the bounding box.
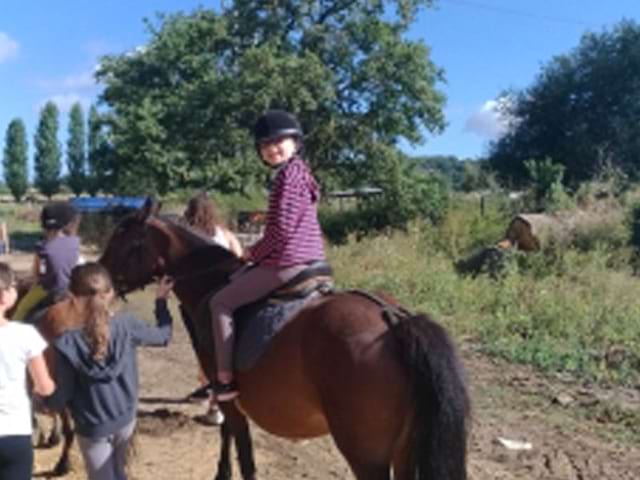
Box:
[258,136,297,167]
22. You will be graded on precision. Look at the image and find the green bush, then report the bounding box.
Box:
[328,220,640,388]
[320,159,449,244]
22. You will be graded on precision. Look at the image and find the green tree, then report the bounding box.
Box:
[96,1,445,194]
[524,157,566,212]
[34,101,62,198]
[66,102,86,196]
[87,105,113,195]
[489,20,640,185]
[2,118,29,201]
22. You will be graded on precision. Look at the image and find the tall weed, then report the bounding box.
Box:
[329,222,640,387]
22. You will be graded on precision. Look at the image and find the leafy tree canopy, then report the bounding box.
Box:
[489,20,640,186]
[96,1,445,195]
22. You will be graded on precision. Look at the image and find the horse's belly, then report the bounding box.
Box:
[239,392,329,438]
[237,317,329,439]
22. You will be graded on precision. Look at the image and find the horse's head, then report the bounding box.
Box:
[100,197,242,299]
[99,198,172,295]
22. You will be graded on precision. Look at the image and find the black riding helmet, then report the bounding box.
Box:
[254,110,303,144]
[40,201,78,231]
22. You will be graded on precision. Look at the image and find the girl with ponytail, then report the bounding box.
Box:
[44,263,174,480]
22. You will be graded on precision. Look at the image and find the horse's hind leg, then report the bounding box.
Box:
[52,410,75,476]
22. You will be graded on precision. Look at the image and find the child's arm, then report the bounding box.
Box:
[129,276,175,347]
[28,353,55,396]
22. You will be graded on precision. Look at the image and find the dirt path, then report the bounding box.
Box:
[20,288,640,480]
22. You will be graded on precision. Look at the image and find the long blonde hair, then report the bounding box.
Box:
[183,191,226,237]
[70,263,114,361]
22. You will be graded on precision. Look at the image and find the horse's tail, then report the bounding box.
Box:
[394,312,470,480]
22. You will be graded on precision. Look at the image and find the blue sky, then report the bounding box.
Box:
[1,0,639,178]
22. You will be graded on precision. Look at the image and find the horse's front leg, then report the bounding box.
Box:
[217,403,256,480]
[52,409,75,476]
[32,412,48,448]
[47,412,62,447]
[215,420,233,480]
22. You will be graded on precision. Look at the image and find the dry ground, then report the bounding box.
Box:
[2,251,638,480]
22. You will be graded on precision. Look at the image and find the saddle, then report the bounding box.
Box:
[268,260,333,301]
[194,261,334,371]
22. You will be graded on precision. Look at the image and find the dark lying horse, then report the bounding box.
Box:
[99,199,471,480]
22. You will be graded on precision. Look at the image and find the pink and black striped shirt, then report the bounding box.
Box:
[248,156,325,266]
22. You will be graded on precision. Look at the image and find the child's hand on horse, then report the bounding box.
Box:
[155,275,175,299]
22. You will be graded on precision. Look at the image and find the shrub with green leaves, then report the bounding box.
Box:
[328,213,640,388]
[321,155,449,243]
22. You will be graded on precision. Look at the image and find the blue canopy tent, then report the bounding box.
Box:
[70,196,146,214]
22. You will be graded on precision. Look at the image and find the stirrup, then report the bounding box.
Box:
[186,384,212,401]
[213,380,239,402]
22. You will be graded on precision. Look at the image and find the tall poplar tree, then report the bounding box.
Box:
[34,101,62,198]
[87,105,111,195]
[2,118,29,201]
[66,102,86,196]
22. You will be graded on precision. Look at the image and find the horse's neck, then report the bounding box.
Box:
[168,243,238,313]
[41,300,83,341]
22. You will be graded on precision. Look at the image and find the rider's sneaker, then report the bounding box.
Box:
[214,380,239,402]
[201,405,225,426]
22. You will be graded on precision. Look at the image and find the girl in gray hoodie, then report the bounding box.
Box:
[44,263,174,480]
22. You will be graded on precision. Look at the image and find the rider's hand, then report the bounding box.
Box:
[155,275,174,299]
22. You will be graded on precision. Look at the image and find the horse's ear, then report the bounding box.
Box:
[139,197,161,220]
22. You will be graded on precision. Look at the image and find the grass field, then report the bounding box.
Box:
[2,192,638,387]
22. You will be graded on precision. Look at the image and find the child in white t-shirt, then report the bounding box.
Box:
[0,262,56,479]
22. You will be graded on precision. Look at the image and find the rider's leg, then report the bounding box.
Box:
[209,264,305,400]
[12,284,48,321]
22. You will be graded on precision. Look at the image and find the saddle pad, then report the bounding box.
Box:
[193,290,323,372]
[234,292,320,371]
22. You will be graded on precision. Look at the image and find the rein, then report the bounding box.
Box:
[109,214,239,299]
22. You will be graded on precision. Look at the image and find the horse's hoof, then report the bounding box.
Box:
[35,433,48,449]
[47,432,62,448]
[52,458,70,477]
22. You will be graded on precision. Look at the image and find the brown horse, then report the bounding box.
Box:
[99,199,471,480]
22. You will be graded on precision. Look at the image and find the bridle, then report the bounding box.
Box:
[107,215,239,299]
[109,217,167,299]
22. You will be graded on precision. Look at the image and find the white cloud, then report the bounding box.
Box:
[36,69,97,90]
[464,99,513,139]
[0,32,19,63]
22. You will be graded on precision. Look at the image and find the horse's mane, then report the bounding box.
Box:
[154,214,242,277]
[157,214,212,248]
